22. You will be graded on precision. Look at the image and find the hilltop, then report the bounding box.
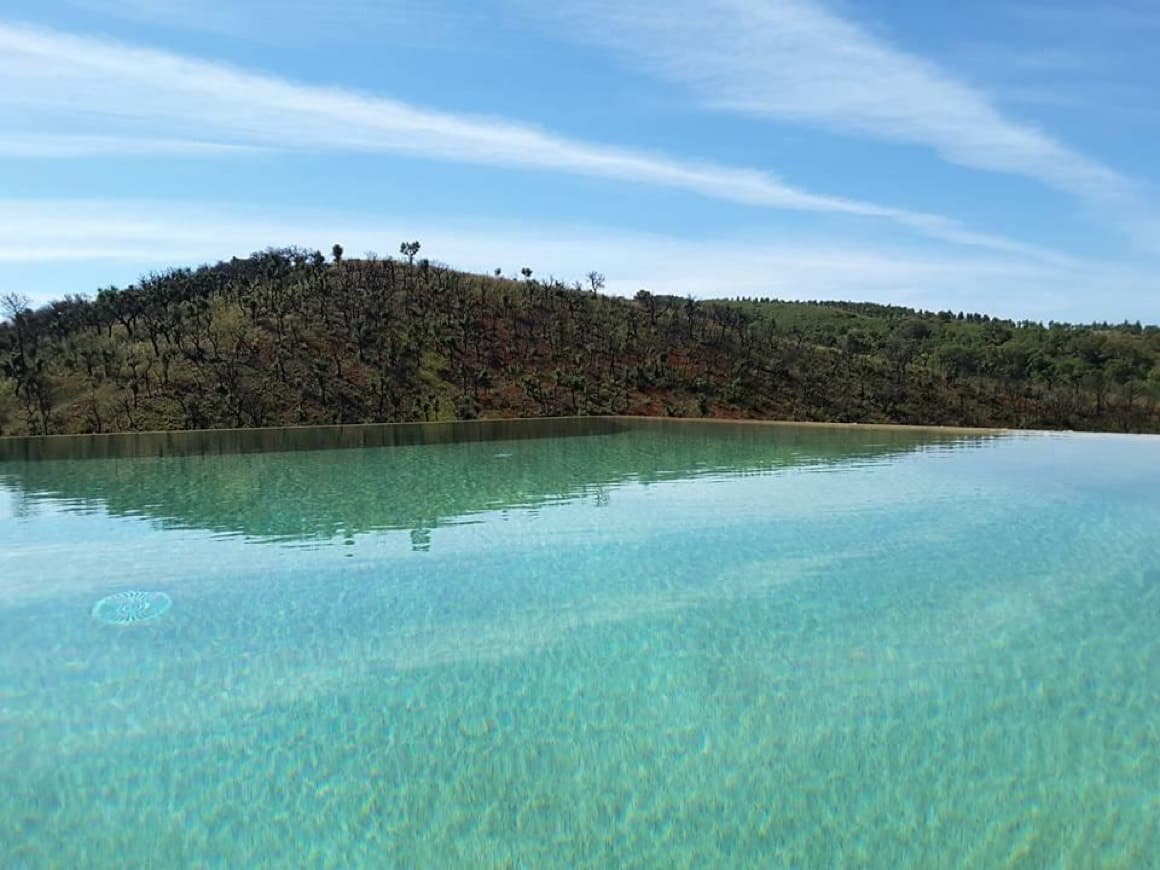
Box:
[1,246,1158,436]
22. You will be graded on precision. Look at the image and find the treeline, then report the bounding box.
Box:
[1,245,1158,436]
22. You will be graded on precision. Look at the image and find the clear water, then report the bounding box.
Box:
[1,419,1157,867]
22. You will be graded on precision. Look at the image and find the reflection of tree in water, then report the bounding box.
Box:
[0,418,994,548]
[410,527,432,552]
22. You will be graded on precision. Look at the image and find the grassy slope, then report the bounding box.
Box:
[1,248,1158,436]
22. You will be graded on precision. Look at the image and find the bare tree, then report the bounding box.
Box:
[1,292,30,325]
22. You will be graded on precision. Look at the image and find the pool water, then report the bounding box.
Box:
[1,419,1157,866]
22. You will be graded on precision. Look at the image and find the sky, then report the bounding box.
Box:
[0,0,1158,322]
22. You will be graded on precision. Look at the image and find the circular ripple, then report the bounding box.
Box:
[91,590,173,625]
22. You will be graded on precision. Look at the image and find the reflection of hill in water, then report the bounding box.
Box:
[0,418,993,543]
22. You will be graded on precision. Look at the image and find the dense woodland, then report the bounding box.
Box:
[2,244,1159,436]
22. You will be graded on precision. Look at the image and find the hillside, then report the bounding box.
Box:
[2,246,1158,436]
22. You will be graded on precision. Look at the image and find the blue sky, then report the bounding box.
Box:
[1,0,1158,321]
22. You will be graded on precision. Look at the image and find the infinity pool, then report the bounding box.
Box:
[1,419,1156,866]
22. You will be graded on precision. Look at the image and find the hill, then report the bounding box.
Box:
[2,246,1158,436]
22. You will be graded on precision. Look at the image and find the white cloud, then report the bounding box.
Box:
[64,0,242,34]
[0,20,1068,263]
[532,0,1142,212]
[0,199,1154,322]
[1008,2,1160,33]
[0,134,262,157]
[61,0,484,43]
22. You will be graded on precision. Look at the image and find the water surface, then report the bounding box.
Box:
[1,420,1157,866]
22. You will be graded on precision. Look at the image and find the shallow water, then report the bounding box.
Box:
[1,420,1157,866]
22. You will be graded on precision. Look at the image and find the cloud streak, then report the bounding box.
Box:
[0,20,1069,263]
[0,133,262,158]
[533,0,1141,211]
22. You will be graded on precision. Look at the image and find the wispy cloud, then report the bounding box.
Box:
[0,20,1068,262]
[63,0,486,43]
[1,199,1154,322]
[0,134,262,158]
[955,10,1159,128]
[531,0,1142,212]
[1007,1,1160,33]
[64,0,242,34]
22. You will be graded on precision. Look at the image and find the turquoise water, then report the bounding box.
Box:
[1,419,1157,867]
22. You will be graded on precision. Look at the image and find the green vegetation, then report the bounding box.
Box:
[0,419,976,543]
[2,246,1158,435]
